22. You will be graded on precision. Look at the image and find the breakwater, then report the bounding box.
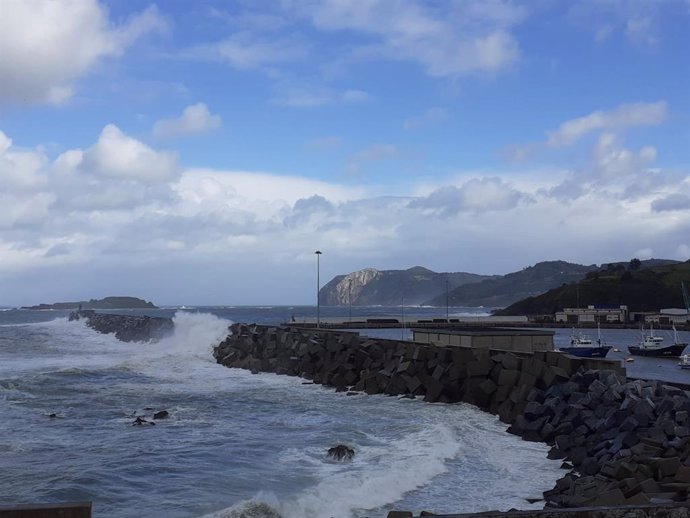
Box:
[214,324,690,512]
[68,310,173,342]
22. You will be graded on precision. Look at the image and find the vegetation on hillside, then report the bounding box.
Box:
[24,296,157,310]
[426,260,598,308]
[494,259,690,316]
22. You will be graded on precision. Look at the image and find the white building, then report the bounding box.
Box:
[555,305,628,324]
[644,308,690,326]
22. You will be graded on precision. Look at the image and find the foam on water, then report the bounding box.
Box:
[280,423,459,518]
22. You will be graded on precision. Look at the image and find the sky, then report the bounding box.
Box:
[1,0,689,306]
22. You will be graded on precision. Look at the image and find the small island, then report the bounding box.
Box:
[22,296,157,310]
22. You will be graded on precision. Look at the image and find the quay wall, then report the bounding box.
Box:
[214,324,690,513]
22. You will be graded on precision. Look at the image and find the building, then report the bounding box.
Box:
[643,308,690,326]
[555,305,628,324]
[411,327,554,353]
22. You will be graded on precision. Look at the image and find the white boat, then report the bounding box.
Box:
[678,354,690,369]
[629,323,688,357]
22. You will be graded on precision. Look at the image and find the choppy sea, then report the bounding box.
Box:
[1,305,687,517]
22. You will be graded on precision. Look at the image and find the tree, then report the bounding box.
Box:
[629,258,641,270]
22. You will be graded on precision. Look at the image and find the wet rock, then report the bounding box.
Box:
[133,417,155,426]
[153,410,169,420]
[327,444,355,461]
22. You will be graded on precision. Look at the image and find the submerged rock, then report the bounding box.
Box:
[327,444,355,461]
[133,417,155,426]
[153,410,169,420]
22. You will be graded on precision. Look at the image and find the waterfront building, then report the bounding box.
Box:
[555,305,628,324]
[643,308,690,326]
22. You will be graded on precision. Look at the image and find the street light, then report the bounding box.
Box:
[348,278,352,324]
[315,250,322,328]
[446,279,450,322]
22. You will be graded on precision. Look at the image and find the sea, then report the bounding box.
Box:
[1,305,688,518]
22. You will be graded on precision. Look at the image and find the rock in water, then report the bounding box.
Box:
[153,410,169,419]
[327,444,355,461]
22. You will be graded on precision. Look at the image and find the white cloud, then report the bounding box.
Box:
[1,125,689,305]
[152,103,222,140]
[0,130,48,190]
[409,177,529,216]
[651,193,690,212]
[188,31,309,70]
[568,1,671,46]
[81,124,179,182]
[547,101,668,147]
[0,1,168,104]
[292,0,525,77]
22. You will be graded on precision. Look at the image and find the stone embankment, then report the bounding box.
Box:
[68,310,173,342]
[214,324,690,511]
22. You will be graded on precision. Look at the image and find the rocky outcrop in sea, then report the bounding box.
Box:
[68,310,173,342]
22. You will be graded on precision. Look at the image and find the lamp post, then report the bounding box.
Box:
[348,278,352,324]
[446,279,450,322]
[315,250,322,328]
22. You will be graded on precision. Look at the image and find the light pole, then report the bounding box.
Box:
[348,278,352,324]
[446,279,450,321]
[315,250,322,328]
[401,293,405,340]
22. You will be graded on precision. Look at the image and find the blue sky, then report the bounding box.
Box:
[1,0,689,306]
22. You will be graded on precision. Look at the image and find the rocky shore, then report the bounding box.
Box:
[214,324,690,511]
[68,310,173,342]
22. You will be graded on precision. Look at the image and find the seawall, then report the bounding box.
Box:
[68,310,174,342]
[214,324,690,512]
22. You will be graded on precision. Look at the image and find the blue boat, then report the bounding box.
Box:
[558,327,612,358]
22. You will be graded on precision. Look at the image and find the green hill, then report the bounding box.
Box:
[425,260,598,308]
[494,260,690,316]
[23,296,157,310]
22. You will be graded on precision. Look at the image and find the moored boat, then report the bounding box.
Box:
[558,326,612,358]
[628,324,688,357]
[678,354,690,369]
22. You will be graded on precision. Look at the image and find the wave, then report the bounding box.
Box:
[205,423,460,518]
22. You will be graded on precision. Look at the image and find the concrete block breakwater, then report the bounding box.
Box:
[69,310,174,342]
[214,324,690,511]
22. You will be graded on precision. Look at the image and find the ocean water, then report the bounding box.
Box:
[0,306,567,517]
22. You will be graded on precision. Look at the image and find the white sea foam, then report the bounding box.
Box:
[279,423,459,518]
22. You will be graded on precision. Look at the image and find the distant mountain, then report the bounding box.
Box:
[494,259,689,316]
[424,260,599,308]
[23,296,157,310]
[319,266,496,306]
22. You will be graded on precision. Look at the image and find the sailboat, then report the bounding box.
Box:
[629,323,687,357]
[558,324,612,358]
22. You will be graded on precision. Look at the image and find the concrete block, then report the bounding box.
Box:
[638,477,661,493]
[423,376,444,403]
[541,365,570,387]
[624,492,650,505]
[655,456,681,478]
[466,358,492,377]
[592,488,626,506]
[675,425,690,438]
[675,465,690,482]
[497,369,520,388]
